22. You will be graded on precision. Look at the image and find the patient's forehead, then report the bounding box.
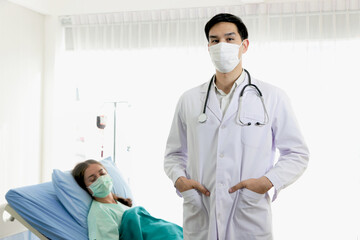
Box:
[84,163,105,179]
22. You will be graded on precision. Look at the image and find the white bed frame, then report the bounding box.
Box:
[0,203,47,239]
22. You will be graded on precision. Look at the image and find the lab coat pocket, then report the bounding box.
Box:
[241,114,271,148]
[181,189,208,232]
[181,189,198,199]
[239,188,265,208]
[235,189,272,236]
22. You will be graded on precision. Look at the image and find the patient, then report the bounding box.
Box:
[72,159,183,240]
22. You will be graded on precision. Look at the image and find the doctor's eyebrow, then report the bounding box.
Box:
[224,32,236,36]
[209,32,236,39]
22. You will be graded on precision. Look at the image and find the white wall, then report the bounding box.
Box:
[0,1,44,203]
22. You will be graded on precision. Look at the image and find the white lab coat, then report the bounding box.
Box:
[164,74,309,240]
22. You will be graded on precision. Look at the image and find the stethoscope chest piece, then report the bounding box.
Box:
[198,113,207,123]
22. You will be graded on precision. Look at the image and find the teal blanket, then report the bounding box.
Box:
[119,206,183,240]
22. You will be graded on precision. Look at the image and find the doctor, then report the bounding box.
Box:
[164,13,309,240]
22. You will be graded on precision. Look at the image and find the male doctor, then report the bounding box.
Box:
[164,13,309,240]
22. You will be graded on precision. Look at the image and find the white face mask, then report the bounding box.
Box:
[209,42,243,73]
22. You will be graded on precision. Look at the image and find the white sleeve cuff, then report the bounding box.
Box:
[265,171,283,202]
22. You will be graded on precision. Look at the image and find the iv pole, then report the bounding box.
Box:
[107,101,128,163]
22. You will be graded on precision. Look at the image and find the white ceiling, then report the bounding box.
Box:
[8,0,271,16]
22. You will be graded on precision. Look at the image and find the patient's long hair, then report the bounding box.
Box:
[72,159,132,207]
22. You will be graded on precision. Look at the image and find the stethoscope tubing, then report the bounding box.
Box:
[199,68,269,126]
[240,69,262,97]
[202,75,214,116]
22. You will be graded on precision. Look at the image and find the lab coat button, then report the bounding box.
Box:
[219,153,224,158]
[221,125,226,129]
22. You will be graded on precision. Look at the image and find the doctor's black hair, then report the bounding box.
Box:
[204,13,248,42]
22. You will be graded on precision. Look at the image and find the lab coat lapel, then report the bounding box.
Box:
[222,74,248,123]
[200,82,222,122]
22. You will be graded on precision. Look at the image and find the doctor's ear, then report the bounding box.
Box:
[241,39,249,54]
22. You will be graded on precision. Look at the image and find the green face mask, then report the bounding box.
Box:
[88,174,113,198]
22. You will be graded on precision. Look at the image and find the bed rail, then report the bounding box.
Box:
[0,203,27,238]
[1,204,48,240]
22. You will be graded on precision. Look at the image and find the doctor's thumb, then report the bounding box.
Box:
[196,184,210,197]
[229,182,245,193]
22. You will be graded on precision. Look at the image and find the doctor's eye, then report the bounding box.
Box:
[226,38,234,42]
[210,39,219,43]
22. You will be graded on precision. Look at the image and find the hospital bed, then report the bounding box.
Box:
[0,203,31,239]
[2,157,133,240]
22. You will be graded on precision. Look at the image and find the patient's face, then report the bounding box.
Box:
[84,163,108,189]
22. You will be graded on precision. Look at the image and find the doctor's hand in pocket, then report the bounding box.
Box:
[175,176,210,196]
[228,176,273,194]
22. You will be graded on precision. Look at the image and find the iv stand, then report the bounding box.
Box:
[106,101,128,163]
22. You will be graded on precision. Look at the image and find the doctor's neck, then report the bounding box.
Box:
[215,64,243,94]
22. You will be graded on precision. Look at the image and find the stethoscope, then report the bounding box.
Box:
[198,69,269,126]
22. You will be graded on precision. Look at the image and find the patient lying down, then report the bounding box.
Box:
[72,160,183,240]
